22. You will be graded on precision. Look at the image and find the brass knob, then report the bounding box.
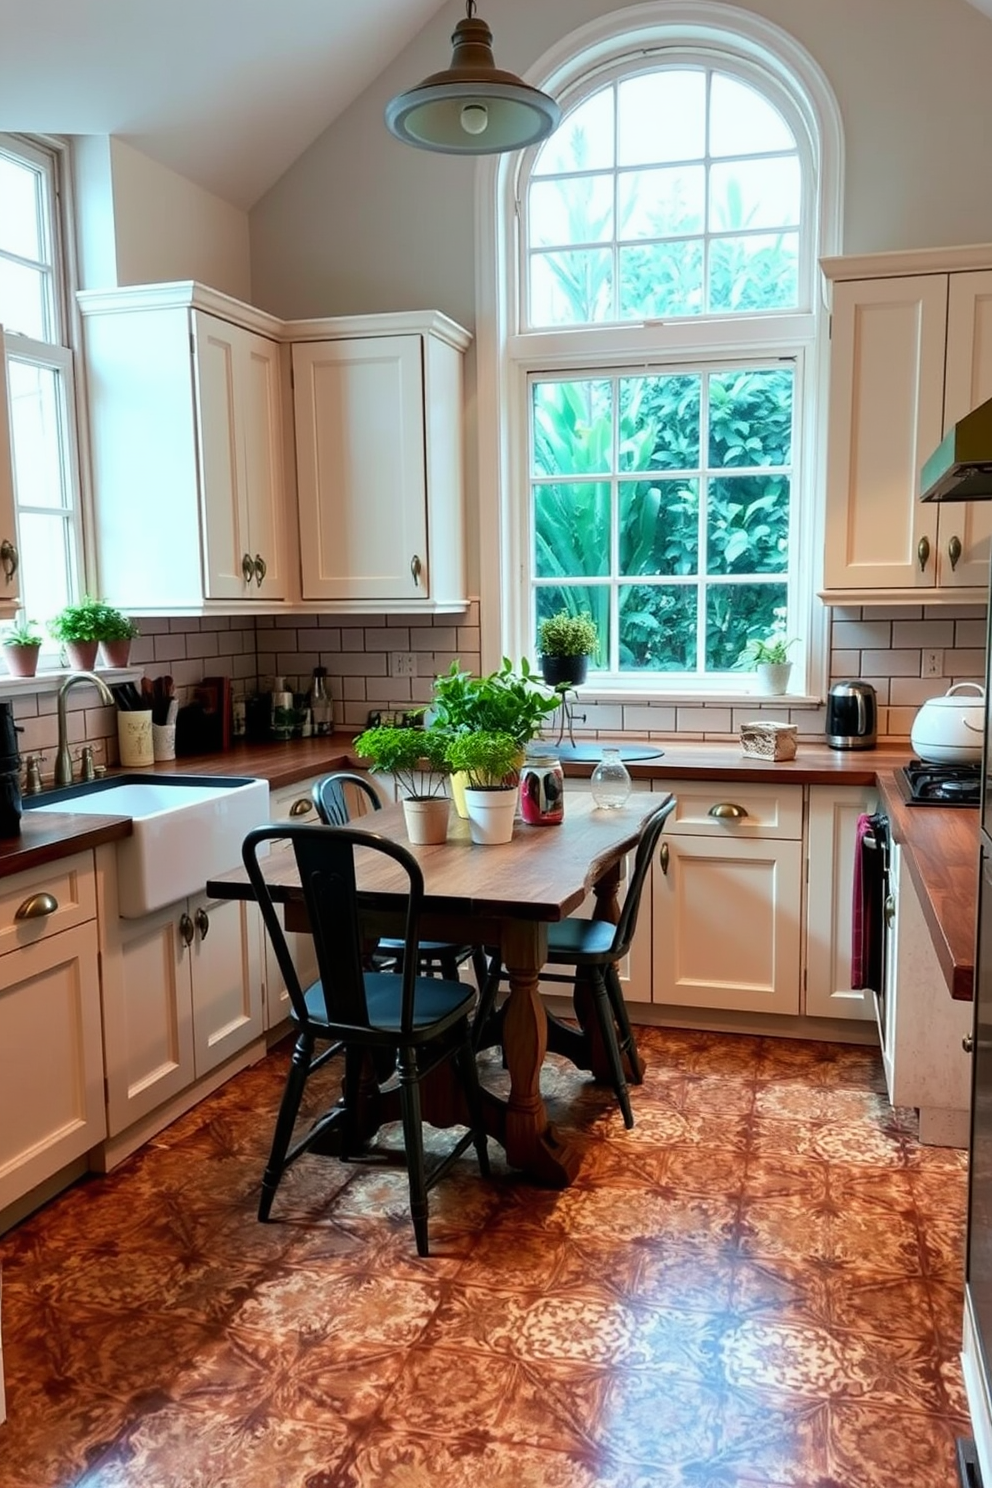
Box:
[179,912,195,947]
[964,1033,975,1054]
[659,841,670,875]
[918,535,931,572]
[708,803,748,820]
[948,534,963,571]
[195,906,209,940]
[242,552,254,583]
[410,554,422,588]
[0,538,18,582]
[253,555,266,587]
[14,892,58,920]
[884,894,895,928]
[289,797,313,817]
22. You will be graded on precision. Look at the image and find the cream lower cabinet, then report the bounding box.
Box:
[99,884,263,1137]
[805,783,878,1021]
[650,781,803,1016]
[0,852,105,1212]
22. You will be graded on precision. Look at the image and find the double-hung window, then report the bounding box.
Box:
[0,134,83,648]
[489,15,839,696]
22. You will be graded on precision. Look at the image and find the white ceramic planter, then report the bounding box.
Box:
[463,787,517,845]
[756,661,792,696]
[401,795,451,845]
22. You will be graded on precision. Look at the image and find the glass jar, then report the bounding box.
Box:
[310,667,333,735]
[590,747,632,809]
[519,752,565,825]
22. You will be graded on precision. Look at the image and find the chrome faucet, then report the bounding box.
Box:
[55,671,115,787]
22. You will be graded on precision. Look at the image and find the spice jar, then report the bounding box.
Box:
[519,752,564,825]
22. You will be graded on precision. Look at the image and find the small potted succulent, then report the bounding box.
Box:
[734,613,799,696]
[352,724,453,844]
[537,608,599,689]
[445,730,521,844]
[1,617,43,678]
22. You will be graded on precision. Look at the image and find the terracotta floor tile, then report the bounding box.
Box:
[0,1025,972,1488]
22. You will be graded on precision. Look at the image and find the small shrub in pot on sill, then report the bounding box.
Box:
[2,618,43,678]
[734,623,799,697]
[445,730,521,845]
[537,608,599,689]
[352,724,453,845]
[49,596,139,671]
[95,605,140,669]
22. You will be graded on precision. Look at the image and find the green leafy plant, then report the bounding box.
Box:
[48,596,139,644]
[2,618,42,648]
[96,605,140,642]
[445,730,521,790]
[538,609,599,660]
[352,726,452,800]
[734,610,799,669]
[430,658,558,747]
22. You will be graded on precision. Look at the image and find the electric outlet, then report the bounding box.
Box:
[389,652,417,678]
[922,648,944,678]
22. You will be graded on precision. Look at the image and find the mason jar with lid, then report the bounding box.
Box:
[519,751,564,825]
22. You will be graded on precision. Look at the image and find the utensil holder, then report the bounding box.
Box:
[118,710,153,767]
[152,722,177,761]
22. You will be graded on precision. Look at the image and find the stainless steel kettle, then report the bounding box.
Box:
[826,680,877,750]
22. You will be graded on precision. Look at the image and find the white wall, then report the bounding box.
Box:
[73,138,252,299]
[247,0,992,327]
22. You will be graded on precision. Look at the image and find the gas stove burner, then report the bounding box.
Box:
[897,759,982,807]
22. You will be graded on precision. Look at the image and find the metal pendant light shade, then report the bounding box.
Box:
[385,2,561,155]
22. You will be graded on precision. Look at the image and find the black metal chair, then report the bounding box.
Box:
[243,822,490,1256]
[473,796,677,1128]
[312,771,490,991]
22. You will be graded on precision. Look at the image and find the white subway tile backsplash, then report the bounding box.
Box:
[956,620,987,648]
[889,677,957,706]
[831,621,892,650]
[945,650,985,675]
[867,605,924,620]
[861,649,920,677]
[892,619,953,648]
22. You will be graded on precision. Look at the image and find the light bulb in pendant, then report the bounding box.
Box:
[460,102,489,135]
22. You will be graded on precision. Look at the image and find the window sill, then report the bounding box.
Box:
[0,666,144,700]
[565,681,824,708]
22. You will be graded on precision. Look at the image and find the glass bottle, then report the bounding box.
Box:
[310,667,333,735]
[590,746,632,809]
[519,751,564,825]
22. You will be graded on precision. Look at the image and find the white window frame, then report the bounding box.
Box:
[474,1,844,700]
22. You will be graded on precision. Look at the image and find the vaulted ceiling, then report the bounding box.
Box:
[1,0,990,211]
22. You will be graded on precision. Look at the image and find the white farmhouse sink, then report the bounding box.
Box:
[30,774,269,918]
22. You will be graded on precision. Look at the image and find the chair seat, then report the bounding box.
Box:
[546,916,617,963]
[378,937,476,956]
[301,973,475,1041]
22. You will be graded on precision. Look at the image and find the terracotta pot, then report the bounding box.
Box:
[402,795,450,845]
[3,643,41,678]
[100,638,132,669]
[64,640,99,672]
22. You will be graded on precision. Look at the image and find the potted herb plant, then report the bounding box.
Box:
[352,724,453,844]
[538,608,599,689]
[445,730,521,844]
[430,658,558,817]
[734,615,799,696]
[96,605,140,669]
[48,595,104,671]
[1,618,43,678]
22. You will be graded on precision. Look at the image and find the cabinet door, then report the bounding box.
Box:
[936,271,992,587]
[0,922,106,1210]
[239,329,286,599]
[824,275,947,590]
[805,784,878,1021]
[101,902,195,1135]
[0,328,20,616]
[293,336,429,601]
[652,835,803,1016]
[189,892,263,1078]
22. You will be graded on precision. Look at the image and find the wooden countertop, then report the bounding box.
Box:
[0,810,132,876]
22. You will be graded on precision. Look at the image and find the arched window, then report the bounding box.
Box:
[476,4,842,696]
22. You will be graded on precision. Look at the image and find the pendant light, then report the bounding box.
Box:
[385,1,561,156]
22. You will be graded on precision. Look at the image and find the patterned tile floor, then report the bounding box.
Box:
[0,1026,971,1488]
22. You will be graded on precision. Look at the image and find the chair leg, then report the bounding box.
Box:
[259,1030,313,1221]
[397,1045,430,1257]
[590,970,634,1129]
[439,951,460,981]
[472,959,504,1051]
[605,963,643,1084]
[470,945,491,995]
[455,1032,490,1178]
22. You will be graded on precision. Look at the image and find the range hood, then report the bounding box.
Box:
[920,394,992,502]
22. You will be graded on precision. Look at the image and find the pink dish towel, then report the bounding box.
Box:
[850,812,873,990]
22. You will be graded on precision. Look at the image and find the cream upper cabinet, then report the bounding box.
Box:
[822,250,992,600]
[78,283,287,612]
[0,328,21,617]
[290,311,470,611]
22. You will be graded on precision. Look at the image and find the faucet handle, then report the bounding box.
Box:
[24,754,45,794]
[80,745,96,782]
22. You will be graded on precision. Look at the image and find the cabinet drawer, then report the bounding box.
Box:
[0,852,97,959]
[269,778,323,825]
[655,780,802,839]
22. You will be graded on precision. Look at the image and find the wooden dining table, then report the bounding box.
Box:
[206,790,668,1188]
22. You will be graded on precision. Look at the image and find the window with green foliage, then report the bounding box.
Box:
[518,57,813,684]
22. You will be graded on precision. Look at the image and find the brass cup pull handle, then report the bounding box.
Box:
[289,797,313,818]
[241,553,254,584]
[410,554,422,588]
[253,555,266,587]
[884,894,896,928]
[918,535,931,572]
[708,802,748,820]
[659,842,670,875]
[195,907,209,940]
[15,892,58,920]
[0,538,18,582]
[179,912,195,947]
[948,534,963,572]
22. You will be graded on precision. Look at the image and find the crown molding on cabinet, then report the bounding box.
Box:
[821,243,992,282]
[77,281,284,339]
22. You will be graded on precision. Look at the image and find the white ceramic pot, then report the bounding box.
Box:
[463,787,517,845]
[910,682,985,763]
[756,661,792,696]
[401,795,450,846]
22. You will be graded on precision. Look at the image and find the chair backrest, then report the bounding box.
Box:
[610,796,677,959]
[242,823,424,1036]
[312,771,382,827]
